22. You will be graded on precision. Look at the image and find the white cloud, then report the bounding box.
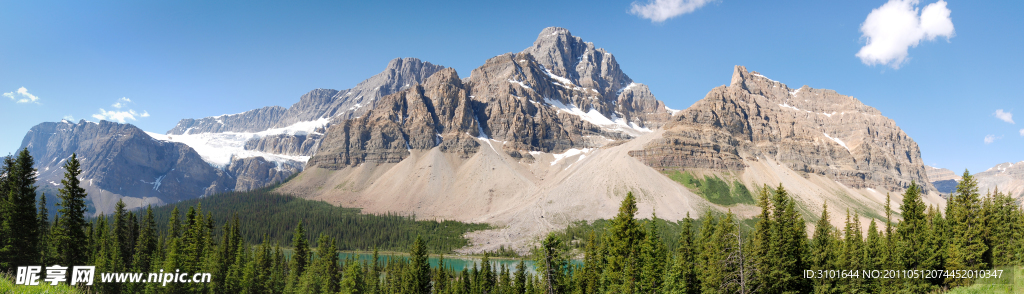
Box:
[92,97,149,123]
[4,87,40,104]
[994,109,1014,124]
[629,0,715,23]
[63,115,75,121]
[112,97,133,108]
[856,0,955,69]
[984,135,999,144]
[1020,129,1024,136]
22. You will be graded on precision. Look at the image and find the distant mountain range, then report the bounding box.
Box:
[17,27,1018,252]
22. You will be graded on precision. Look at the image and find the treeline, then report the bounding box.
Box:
[148,188,490,253]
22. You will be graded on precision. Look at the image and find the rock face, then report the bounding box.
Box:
[311,27,676,169]
[926,165,961,182]
[166,58,445,136]
[521,27,672,130]
[630,66,933,193]
[309,68,482,168]
[926,165,961,194]
[20,120,234,213]
[19,120,305,214]
[975,161,1024,200]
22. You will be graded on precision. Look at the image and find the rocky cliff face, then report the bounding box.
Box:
[20,120,303,214]
[975,161,1024,199]
[21,120,233,213]
[630,66,933,193]
[308,68,482,168]
[167,58,444,136]
[310,28,676,169]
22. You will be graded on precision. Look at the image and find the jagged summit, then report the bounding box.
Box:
[523,27,632,99]
[633,65,932,193]
[167,57,444,135]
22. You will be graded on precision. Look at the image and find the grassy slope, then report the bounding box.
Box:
[663,170,755,206]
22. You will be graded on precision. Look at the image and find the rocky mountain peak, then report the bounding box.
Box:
[522,27,632,98]
[635,65,932,193]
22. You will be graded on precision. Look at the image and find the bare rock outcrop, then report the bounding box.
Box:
[631,66,933,193]
[167,58,444,136]
[312,28,677,169]
[309,68,482,168]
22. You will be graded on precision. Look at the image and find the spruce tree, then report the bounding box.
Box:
[603,191,645,293]
[53,153,89,266]
[408,235,431,294]
[839,210,865,293]
[767,184,808,293]
[515,259,528,294]
[923,205,947,287]
[1,148,40,270]
[0,155,11,270]
[341,260,365,294]
[291,221,310,279]
[864,219,882,293]
[639,214,667,293]
[537,233,567,294]
[986,188,1018,266]
[481,254,496,293]
[895,182,933,292]
[810,203,838,294]
[37,193,49,265]
[578,232,603,293]
[664,214,697,294]
[945,170,987,287]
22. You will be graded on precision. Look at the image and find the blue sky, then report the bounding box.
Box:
[1,0,1021,174]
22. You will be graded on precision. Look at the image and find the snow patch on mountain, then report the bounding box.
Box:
[147,117,327,167]
[823,132,851,153]
[543,98,651,136]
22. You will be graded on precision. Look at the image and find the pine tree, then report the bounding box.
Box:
[810,203,838,294]
[290,220,310,285]
[986,188,1018,266]
[578,231,603,293]
[603,191,645,293]
[52,153,89,266]
[113,199,133,266]
[839,210,865,293]
[1,148,40,270]
[37,193,50,265]
[537,233,567,294]
[768,184,808,293]
[696,211,718,294]
[945,170,988,287]
[709,212,743,294]
[341,260,365,294]
[126,206,156,294]
[408,235,431,294]
[864,219,881,292]
[0,155,11,270]
[639,214,667,293]
[515,259,528,294]
[663,214,697,294]
[923,205,947,287]
[480,254,496,293]
[895,182,933,292]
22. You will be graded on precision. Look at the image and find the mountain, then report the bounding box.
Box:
[154,58,446,176]
[19,120,300,214]
[279,28,945,253]
[16,27,952,252]
[974,161,1024,199]
[925,165,961,194]
[18,58,444,214]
